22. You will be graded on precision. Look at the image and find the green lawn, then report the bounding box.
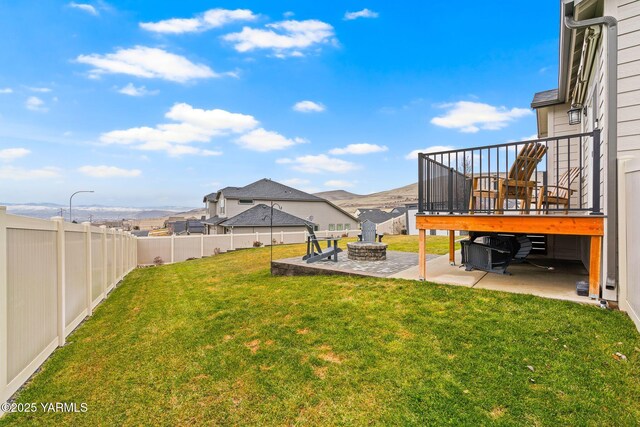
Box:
[2,236,639,426]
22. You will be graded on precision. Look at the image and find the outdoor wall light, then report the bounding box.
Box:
[567,105,583,125]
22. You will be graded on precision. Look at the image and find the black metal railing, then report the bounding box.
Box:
[417,130,601,215]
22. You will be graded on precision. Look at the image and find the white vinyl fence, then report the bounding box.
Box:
[137,229,361,265]
[619,158,640,333]
[0,207,137,409]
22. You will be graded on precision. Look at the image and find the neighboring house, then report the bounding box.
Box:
[357,208,394,224]
[166,219,205,235]
[390,206,407,217]
[415,0,640,329]
[216,204,312,234]
[203,179,358,234]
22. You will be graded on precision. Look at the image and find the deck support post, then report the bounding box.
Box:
[449,230,455,265]
[589,235,602,299]
[418,229,426,280]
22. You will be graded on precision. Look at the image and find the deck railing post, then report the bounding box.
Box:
[591,128,601,214]
[448,167,454,213]
[542,171,548,213]
[418,154,424,213]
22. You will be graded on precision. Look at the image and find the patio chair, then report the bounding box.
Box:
[536,167,580,213]
[469,142,547,214]
[302,224,342,263]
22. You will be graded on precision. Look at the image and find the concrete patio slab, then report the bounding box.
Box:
[472,259,594,304]
[389,251,486,287]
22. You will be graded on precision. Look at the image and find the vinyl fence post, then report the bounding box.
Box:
[170,234,175,264]
[52,216,66,346]
[101,226,107,298]
[0,207,8,407]
[230,232,234,251]
[200,234,204,258]
[112,229,117,285]
[280,230,284,244]
[82,222,93,316]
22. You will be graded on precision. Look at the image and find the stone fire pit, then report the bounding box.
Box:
[347,241,388,261]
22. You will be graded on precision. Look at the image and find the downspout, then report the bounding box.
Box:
[564,13,618,297]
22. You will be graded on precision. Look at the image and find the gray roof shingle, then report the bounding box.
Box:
[219,204,313,228]
[204,179,322,203]
[357,209,393,224]
[531,88,560,108]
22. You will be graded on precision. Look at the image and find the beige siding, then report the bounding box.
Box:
[224,200,357,231]
[618,0,640,156]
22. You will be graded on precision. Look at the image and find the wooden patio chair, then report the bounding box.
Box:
[469,142,547,214]
[302,224,342,263]
[536,167,581,213]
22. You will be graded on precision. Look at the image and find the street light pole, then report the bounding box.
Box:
[69,190,94,222]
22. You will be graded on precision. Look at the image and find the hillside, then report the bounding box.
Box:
[315,183,418,213]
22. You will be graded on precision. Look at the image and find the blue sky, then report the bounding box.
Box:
[0,1,561,207]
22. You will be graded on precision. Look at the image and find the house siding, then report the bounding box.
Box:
[542,0,640,300]
[224,199,357,232]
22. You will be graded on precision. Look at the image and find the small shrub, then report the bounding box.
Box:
[341,233,349,238]
[253,241,263,247]
[153,256,164,266]
[272,238,277,245]
[213,248,221,255]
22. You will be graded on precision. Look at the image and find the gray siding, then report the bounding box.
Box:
[618,0,640,154]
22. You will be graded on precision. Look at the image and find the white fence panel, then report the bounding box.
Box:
[5,228,58,392]
[91,232,104,304]
[0,208,137,411]
[282,231,306,244]
[64,230,87,331]
[619,158,640,333]
[137,236,171,265]
[174,236,201,262]
[203,234,231,255]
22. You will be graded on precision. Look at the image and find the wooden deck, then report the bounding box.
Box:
[416,214,605,299]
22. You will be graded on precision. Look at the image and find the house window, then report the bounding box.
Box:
[238,199,254,205]
[314,225,319,231]
[328,224,335,231]
[337,224,343,231]
[219,198,225,215]
[344,223,351,230]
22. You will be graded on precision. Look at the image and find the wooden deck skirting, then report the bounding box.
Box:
[416,214,605,299]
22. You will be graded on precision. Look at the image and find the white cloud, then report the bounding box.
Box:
[140,8,256,34]
[277,154,358,173]
[293,100,325,113]
[27,86,52,93]
[100,103,256,156]
[118,83,158,96]
[405,145,455,160]
[324,180,354,188]
[283,11,295,18]
[79,165,142,178]
[76,46,222,83]
[431,101,532,133]
[68,2,98,16]
[0,148,30,161]
[329,143,388,155]
[25,96,47,112]
[281,178,309,187]
[0,88,13,94]
[223,19,336,57]
[0,166,61,180]
[344,9,379,20]
[235,128,307,152]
